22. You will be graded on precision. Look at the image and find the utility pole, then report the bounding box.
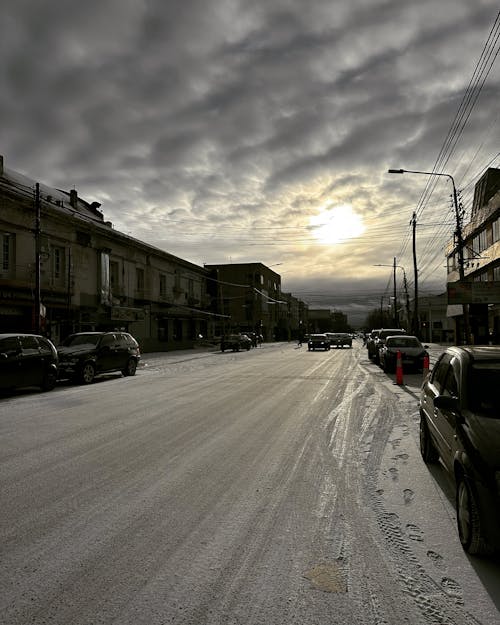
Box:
[411,212,419,337]
[403,270,410,330]
[393,257,399,327]
[451,182,471,344]
[34,183,41,334]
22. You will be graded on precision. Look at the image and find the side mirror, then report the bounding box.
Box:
[434,395,458,410]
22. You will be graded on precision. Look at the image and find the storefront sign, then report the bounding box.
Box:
[111,306,145,321]
[447,281,500,304]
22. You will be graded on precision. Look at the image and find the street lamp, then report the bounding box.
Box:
[373,259,408,328]
[388,168,470,343]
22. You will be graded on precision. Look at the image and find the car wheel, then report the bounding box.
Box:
[122,358,137,376]
[456,476,490,555]
[419,414,439,463]
[41,369,57,391]
[80,362,95,384]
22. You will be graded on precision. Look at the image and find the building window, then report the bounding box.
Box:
[493,217,500,243]
[188,278,194,297]
[0,232,14,275]
[136,268,145,293]
[473,272,488,282]
[174,270,181,289]
[110,261,120,291]
[76,230,91,247]
[52,246,66,286]
[493,265,500,281]
[472,234,480,255]
[479,229,487,252]
[159,273,167,297]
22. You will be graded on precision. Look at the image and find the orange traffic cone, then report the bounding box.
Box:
[396,350,403,385]
[422,353,430,380]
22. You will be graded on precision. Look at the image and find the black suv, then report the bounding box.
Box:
[307,334,331,351]
[0,333,58,392]
[220,333,252,352]
[57,331,140,384]
[326,332,352,348]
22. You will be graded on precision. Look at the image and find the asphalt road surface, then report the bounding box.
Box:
[1,341,499,624]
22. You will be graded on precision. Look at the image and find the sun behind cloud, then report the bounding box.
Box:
[309,203,365,244]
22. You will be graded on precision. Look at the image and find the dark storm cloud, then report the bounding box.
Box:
[1,0,499,323]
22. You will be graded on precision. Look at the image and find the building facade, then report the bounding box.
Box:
[204,263,305,341]
[418,293,456,344]
[445,168,500,344]
[307,308,349,333]
[0,156,212,351]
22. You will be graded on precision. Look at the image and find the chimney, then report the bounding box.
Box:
[0,155,4,177]
[70,189,78,208]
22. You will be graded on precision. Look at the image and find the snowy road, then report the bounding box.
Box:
[1,341,499,624]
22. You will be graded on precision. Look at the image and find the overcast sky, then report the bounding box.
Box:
[2,0,499,324]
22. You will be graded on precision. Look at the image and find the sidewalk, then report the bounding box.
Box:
[139,341,284,367]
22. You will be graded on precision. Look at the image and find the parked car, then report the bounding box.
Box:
[220,333,252,352]
[372,328,407,363]
[379,335,428,372]
[57,331,140,384]
[307,334,331,351]
[0,333,58,392]
[419,346,500,555]
[326,332,352,348]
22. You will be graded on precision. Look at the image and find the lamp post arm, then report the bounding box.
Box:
[387,166,470,343]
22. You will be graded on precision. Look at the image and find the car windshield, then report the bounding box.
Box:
[380,330,405,339]
[468,364,500,418]
[62,334,101,347]
[387,337,421,348]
